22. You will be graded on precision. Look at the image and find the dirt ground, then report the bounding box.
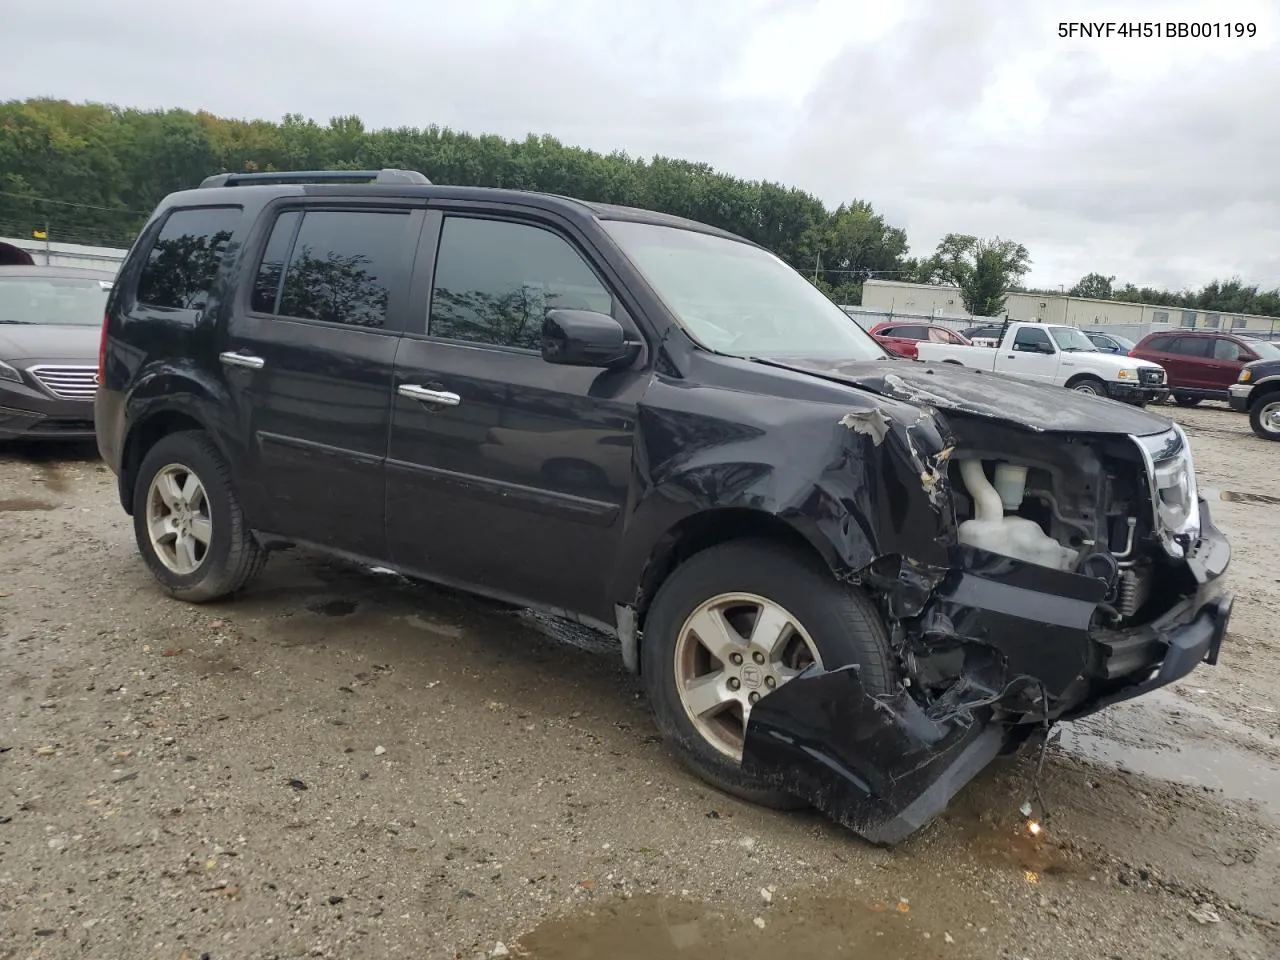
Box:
[2,401,1278,960]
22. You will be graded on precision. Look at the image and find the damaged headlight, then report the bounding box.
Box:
[1132,425,1201,558]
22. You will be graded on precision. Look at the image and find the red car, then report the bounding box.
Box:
[869,321,972,359]
[1129,330,1280,406]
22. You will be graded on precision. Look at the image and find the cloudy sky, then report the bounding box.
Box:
[5,0,1277,291]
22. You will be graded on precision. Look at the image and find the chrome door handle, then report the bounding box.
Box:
[399,384,461,406]
[220,351,265,370]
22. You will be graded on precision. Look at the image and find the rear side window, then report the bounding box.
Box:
[251,209,411,327]
[429,216,614,350]
[1144,335,1174,351]
[891,325,929,339]
[1170,337,1212,357]
[136,206,241,310]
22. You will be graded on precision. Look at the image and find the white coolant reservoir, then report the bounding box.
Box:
[957,459,1079,571]
[993,463,1028,512]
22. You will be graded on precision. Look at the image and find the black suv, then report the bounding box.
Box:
[96,169,1233,843]
[1229,354,1280,440]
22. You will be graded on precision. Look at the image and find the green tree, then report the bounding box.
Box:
[1069,272,1114,299]
[924,234,1032,316]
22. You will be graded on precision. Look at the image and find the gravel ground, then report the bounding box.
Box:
[1,401,1278,960]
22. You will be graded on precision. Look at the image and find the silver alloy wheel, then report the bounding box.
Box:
[145,463,213,575]
[1072,381,1102,395]
[1260,400,1280,435]
[673,592,823,761]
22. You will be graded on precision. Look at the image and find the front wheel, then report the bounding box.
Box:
[132,430,267,602]
[640,539,895,808]
[1069,377,1106,397]
[1250,395,1280,441]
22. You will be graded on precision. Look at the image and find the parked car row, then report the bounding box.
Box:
[867,316,1280,441]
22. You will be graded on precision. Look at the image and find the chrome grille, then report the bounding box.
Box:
[29,365,98,401]
[1139,367,1165,385]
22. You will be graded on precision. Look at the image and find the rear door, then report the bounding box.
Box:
[1167,336,1213,389]
[219,201,425,557]
[1004,325,1060,383]
[384,207,650,623]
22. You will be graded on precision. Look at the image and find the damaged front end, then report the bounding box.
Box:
[742,392,1232,845]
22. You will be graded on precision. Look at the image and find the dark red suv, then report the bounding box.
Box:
[1129,331,1280,406]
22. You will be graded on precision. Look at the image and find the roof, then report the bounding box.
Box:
[0,264,117,281]
[168,168,753,245]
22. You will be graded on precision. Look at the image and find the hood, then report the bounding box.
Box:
[765,357,1174,436]
[0,324,100,362]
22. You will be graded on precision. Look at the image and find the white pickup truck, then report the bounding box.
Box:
[914,321,1170,406]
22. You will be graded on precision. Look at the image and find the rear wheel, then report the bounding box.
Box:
[132,431,267,602]
[641,539,895,807]
[1174,394,1202,407]
[1249,394,1280,441]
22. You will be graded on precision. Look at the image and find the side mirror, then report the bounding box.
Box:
[542,309,636,368]
[1038,342,1056,354]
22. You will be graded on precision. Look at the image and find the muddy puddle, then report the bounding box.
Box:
[1056,691,1280,817]
[514,893,976,959]
[1201,487,1280,507]
[0,497,56,512]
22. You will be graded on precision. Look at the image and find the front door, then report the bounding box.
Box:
[220,202,425,558]
[385,210,649,624]
[1207,337,1250,389]
[1006,326,1060,384]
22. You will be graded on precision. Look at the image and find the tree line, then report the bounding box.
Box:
[2,98,1277,319]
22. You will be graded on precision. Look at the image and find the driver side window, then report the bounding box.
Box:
[1013,327,1053,353]
[429,216,615,350]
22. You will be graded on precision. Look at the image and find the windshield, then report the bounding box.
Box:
[1244,338,1280,360]
[1050,326,1099,352]
[602,220,886,361]
[0,275,112,326]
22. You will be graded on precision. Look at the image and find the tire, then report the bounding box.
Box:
[1249,393,1280,442]
[1173,394,1202,407]
[131,430,267,602]
[1069,377,1106,397]
[640,538,895,808]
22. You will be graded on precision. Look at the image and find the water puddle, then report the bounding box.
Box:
[306,598,358,617]
[1201,487,1280,507]
[1056,721,1280,817]
[514,894,975,959]
[0,498,55,513]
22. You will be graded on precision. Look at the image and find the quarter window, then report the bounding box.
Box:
[429,216,613,350]
[136,206,241,310]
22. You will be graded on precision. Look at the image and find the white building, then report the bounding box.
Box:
[858,279,1279,340]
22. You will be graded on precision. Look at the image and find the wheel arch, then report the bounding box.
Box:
[626,507,849,649]
[120,377,236,515]
[1064,372,1106,390]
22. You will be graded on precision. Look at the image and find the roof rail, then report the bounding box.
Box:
[197,168,432,188]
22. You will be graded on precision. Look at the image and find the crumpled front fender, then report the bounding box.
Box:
[740,665,1005,845]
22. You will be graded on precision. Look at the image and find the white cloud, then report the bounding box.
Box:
[3,0,1277,290]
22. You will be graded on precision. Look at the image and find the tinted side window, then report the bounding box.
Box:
[892,325,929,339]
[1013,327,1052,351]
[250,210,302,314]
[276,210,411,328]
[429,217,613,350]
[1213,339,1244,361]
[1144,335,1173,351]
[1171,337,1212,357]
[136,206,241,310]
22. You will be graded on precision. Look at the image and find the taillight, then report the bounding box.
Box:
[98,311,108,385]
